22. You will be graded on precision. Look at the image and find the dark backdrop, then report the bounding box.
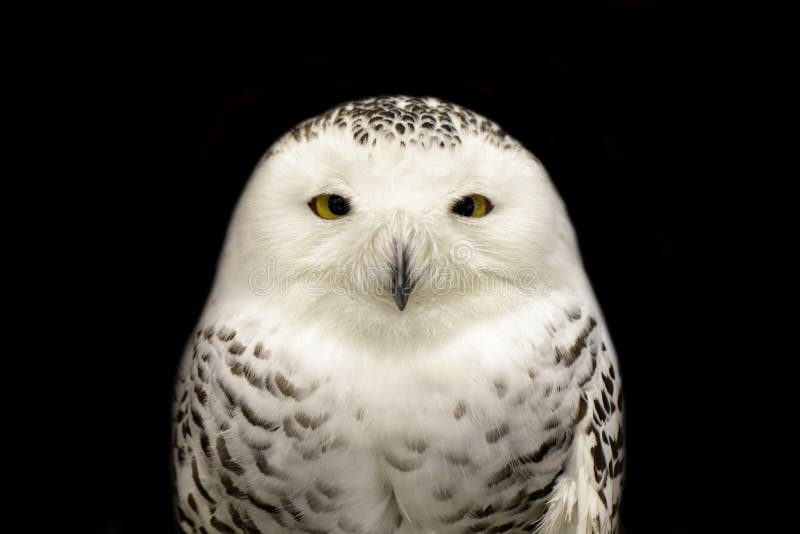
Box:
[14,3,744,533]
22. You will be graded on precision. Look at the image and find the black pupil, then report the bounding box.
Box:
[327,195,350,216]
[452,196,475,217]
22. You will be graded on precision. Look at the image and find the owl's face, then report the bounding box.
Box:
[223,98,567,340]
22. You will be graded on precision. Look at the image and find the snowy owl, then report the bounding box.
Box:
[173,96,624,534]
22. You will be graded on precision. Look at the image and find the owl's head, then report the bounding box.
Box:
[213,97,581,342]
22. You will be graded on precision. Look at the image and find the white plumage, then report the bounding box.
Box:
[173,96,624,533]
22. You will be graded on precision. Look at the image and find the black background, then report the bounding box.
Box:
[13,3,755,533]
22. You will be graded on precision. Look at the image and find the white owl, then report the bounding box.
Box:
[173,96,624,534]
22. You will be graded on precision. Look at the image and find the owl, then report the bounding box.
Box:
[172,96,624,533]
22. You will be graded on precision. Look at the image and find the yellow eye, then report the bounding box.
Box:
[309,194,351,219]
[452,194,493,218]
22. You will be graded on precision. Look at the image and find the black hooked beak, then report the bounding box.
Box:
[391,242,414,311]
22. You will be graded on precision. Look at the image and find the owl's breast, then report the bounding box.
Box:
[174,302,603,532]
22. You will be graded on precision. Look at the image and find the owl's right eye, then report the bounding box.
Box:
[309,194,351,219]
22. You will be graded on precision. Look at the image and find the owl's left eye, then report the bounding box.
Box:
[451,194,493,218]
[309,194,351,219]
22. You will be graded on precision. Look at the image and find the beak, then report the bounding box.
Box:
[391,241,413,311]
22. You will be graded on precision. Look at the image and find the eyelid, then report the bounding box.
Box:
[316,174,356,196]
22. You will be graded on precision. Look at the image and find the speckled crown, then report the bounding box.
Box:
[281,95,519,151]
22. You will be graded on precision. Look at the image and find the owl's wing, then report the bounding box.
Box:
[536,313,625,534]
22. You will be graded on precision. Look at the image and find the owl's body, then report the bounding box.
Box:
[173,97,624,533]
